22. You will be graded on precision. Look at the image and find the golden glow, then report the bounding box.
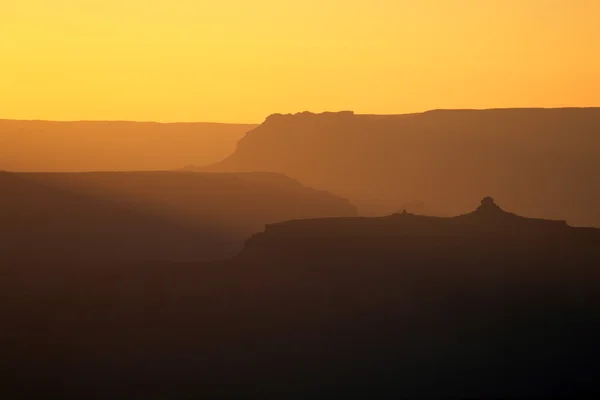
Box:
[1,1,599,122]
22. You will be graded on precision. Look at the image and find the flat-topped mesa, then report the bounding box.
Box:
[238,197,589,260]
[207,108,600,227]
[259,197,569,233]
[263,110,355,125]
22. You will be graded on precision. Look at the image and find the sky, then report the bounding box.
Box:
[1,0,599,123]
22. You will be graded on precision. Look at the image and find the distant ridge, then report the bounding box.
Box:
[0,118,258,125]
[206,107,600,227]
[0,119,257,171]
[0,170,356,262]
[240,196,589,258]
[258,107,600,121]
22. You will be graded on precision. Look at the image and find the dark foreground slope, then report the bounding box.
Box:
[2,198,599,398]
[208,108,600,225]
[0,171,355,262]
[0,119,255,172]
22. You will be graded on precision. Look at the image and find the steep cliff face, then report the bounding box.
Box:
[208,108,600,226]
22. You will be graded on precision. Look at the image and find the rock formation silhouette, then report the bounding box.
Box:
[206,108,600,226]
[3,198,599,398]
[478,196,501,212]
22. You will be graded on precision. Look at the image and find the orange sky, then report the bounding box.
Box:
[1,0,599,123]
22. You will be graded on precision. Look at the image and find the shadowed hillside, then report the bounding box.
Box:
[2,198,599,398]
[207,108,600,226]
[0,171,356,262]
[0,119,256,172]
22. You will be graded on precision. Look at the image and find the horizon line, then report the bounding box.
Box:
[2,106,599,125]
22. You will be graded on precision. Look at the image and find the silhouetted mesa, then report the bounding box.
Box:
[206,108,600,226]
[240,196,585,260]
[2,198,599,398]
